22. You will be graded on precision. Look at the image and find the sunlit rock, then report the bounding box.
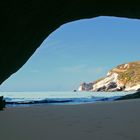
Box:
[78,61,140,92]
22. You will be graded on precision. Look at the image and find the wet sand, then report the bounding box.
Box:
[0,99,140,140]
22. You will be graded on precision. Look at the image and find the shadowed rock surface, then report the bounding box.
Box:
[116,91,140,100]
[0,1,140,84]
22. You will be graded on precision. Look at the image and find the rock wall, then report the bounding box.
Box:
[1,1,140,84]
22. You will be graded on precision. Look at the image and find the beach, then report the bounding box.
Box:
[0,99,140,140]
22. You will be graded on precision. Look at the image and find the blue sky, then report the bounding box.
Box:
[1,16,140,91]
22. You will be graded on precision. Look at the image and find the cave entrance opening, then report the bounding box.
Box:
[1,16,140,92]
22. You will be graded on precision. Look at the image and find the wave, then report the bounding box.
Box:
[1,91,134,106]
[5,98,73,104]
[4,96,121,106]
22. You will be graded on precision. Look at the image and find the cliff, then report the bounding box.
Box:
[78,61,140,92]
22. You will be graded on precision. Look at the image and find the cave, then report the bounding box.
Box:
[1,1,140,84]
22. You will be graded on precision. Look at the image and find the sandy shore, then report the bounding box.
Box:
[0,99,140,140]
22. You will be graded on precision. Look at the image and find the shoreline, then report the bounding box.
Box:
[0,99,140,140]
[2,90,137,107]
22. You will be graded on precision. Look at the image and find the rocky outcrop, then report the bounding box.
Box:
[1,1,140,84]
[78,82,93,91]
[78,61,140,92]
[0,96,5,110]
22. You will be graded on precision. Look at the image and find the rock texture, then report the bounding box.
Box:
[1,1,140,84]
[0,96,5,110]
[78,61,140,92]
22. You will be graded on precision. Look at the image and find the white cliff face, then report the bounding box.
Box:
[92,73,124,91]
[78,61,140,92]
[92,73,116,91]
[78,73,124,92]
[78,85,83,91]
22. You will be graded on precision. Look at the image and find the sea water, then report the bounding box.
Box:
[0,91,135,106]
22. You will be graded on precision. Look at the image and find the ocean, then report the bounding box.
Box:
[0,91,135,106]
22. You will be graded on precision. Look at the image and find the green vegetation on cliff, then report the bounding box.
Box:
[110,61,140,87]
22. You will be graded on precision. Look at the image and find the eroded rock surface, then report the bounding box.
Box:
[78,61,140,92]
